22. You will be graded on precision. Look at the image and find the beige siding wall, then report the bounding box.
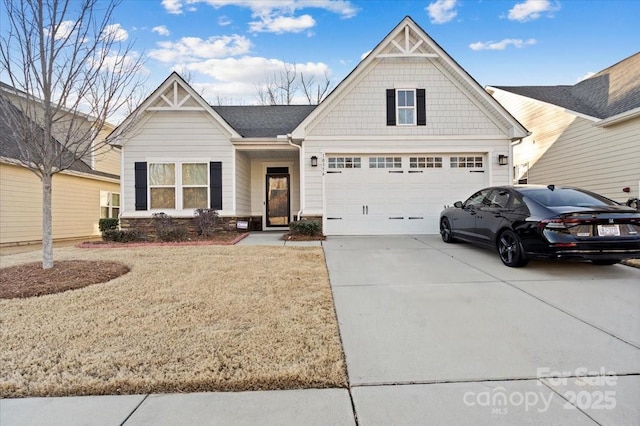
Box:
[529,117,640,202]
[121,110,234,217]
[491,89,640,202]
[305,57,504,137]
[93,145,121,176]
[0,163,119,244]
[235,151,251,215]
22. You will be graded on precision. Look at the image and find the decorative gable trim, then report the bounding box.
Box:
[110,72,241,143]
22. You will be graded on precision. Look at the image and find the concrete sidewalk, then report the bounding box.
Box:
[1,389,355,426]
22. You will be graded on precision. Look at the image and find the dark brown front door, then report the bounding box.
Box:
[266,173,290,227]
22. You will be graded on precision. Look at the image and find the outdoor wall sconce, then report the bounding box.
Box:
[310,155,318,167]
[498,154,508,166]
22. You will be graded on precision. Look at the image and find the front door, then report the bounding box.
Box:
[266,170,290,227]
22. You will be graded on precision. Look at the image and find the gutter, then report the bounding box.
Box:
[286,133,304,221]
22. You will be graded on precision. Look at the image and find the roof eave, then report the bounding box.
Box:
[595,106,640,128]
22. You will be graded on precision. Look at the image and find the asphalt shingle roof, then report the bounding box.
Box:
[0,95,118,179]
[493,52,640,119]
[212,105,317,138]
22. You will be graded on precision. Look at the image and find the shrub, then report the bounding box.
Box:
[102,229,147,243]
[152,212,188,242]
[157,226,189,242]
[99,218,119,233]
[289,220,321,236]
[194,208,219,237]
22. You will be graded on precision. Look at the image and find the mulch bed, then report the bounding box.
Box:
[282,233,325,241]
[76,232,248,248]
[0,260,130,299]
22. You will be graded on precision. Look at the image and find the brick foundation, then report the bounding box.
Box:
[120,216,262,239]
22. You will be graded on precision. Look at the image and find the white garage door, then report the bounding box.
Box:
[324,154,488,235]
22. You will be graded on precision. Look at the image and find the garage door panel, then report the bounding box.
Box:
[324,154,488,235]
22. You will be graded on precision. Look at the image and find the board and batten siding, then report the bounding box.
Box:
[491,89,640,202]
[0,163,119,244]
[121,110,234,216]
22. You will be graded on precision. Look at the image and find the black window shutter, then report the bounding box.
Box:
[210,162,222,210]
[386,89,396,126]
[417,89,426,126]
[134,162,147,211]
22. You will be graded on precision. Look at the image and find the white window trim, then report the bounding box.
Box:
[396,89,416,126]
[100,191,120,218]
[148,161,210,211]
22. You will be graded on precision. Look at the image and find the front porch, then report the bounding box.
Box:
[234,146,301,231]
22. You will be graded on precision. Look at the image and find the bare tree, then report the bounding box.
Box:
[255,62,331,105]
[255,62,298,105]
[300,71,331,105]
[0,0,145,269]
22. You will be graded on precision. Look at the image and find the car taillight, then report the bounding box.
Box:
[537,218,583,232]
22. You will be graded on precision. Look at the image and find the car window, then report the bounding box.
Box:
[465,190,490,208]
[486,189,510,208]
[526,188,618,207]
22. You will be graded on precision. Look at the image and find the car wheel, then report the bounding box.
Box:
[497,230,529,267]
[591,259,620,265]
[440,218,456,243]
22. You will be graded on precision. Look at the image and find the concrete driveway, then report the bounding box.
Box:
[324,235,640,425]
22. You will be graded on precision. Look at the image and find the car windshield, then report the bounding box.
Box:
[525,188,617,207]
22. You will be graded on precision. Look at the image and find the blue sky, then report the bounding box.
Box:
[18,0,640,107]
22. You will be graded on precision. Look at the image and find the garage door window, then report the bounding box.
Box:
[410,157,442,168]
[328,157,361,169]
[450,156,483,168]
[369,157,402,169]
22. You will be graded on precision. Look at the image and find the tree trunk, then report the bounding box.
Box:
[42,173,54,269]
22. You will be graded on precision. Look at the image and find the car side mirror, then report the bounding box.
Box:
[454,201,463,208]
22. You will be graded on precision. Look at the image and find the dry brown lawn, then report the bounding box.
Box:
[0,245,347,397]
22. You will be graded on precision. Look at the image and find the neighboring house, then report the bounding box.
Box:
[112,16,528,236]
[487,52,640,203]
[0,83,120,246]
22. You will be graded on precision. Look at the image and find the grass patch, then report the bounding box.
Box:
[0,246,347,397]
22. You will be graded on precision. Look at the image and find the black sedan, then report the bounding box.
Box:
[439,185,640,267]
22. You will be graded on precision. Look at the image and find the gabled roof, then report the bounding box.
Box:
[491,52,640,120]
[292,16,528,140]
[0,89,118,180]
[110,72,241,142]
[212,105,316,138]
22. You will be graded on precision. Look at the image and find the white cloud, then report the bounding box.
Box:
[426,0,458,24]
[160,1,358,33]
[183,57,331,104]
[360,49,372,60]
[44,20,75,40]
[469,38,537,51]
[249,14,315,34]
[149,35,252,63]
[576,72,595,83]
[152,25,171,36]
[218,15,232,26]
[507,0,560,22]
[162,0,183,14]
[102,23,129,42]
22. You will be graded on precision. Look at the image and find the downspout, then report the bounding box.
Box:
[287,133,304,221]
